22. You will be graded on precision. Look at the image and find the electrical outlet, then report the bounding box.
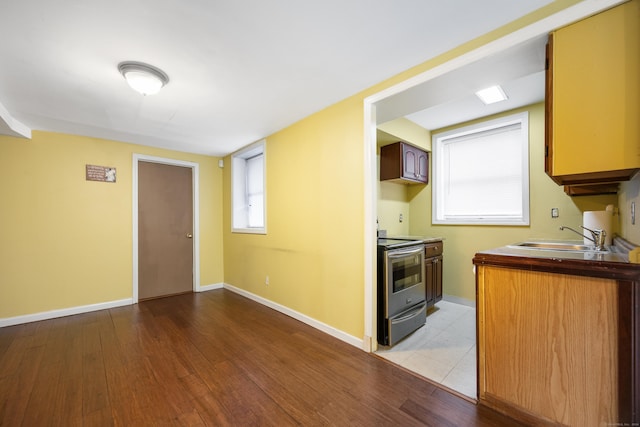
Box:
[551,207,559,218]
[265,275,269,286]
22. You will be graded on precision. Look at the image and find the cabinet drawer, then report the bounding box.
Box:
[425,241,443,257]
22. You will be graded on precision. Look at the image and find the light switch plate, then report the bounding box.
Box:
[551,207,559,218]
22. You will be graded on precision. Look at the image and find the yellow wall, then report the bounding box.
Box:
[1,0,589,340]
[223,97,366,337]
[377,118,431,151]
[406,103,617,302]
[376,143,411,236]
[0,131,224,318]
[376,119,431,236]
[377,179,410,237]
[221,0,590,339]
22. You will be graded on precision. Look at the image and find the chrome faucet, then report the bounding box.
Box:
[559,225,606,251]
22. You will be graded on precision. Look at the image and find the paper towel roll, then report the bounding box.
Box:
[583,210,613,246]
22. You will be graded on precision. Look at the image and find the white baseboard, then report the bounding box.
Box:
[1,284,369,354]
[0,298,133,328]
[198,283,224,292]
[223,283,365,350]
[442,294,476,308]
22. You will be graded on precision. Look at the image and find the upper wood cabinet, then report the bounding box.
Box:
[380,142,429,184]
[545,0,640,187]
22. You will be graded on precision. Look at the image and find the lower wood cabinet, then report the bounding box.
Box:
[425,241,443,308]
[473,255,639,426]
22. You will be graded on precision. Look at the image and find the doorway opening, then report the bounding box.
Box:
[363,0,618,400]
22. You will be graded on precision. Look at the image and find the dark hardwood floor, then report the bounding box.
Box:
[0,290,521,426]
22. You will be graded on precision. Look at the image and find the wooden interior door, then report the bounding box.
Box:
[138,161,193,300]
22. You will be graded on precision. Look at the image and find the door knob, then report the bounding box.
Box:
[186,233,193,239]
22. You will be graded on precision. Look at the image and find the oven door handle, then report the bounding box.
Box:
[391,302,427,323]
[388,246,424,259]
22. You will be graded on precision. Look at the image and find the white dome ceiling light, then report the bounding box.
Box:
[118,61,169,96]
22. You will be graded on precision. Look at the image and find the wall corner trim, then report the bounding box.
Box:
[198,283,224,292]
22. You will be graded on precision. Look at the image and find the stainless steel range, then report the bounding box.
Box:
[377,238,426,346]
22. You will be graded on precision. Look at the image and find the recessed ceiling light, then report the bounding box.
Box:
[475,85,508,105]
[118,61,169,96]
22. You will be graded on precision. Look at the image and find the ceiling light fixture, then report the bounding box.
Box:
[475,85,508,105]
[118,61,169,95]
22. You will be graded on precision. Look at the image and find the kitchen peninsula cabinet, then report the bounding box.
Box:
[545,0,640,188]
[473,250,639,426]
[380,142,429,184]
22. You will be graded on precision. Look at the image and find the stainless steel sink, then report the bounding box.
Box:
[508,241,609,253]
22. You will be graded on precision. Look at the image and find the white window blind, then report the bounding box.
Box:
[246,153,264,228]
[432,112,529,225]
[232,140,266,233]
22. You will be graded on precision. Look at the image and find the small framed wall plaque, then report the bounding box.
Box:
[86,164,116,183]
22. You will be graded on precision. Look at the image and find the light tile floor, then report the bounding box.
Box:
[376,301,477,399]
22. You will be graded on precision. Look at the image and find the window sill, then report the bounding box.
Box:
[232,227,267,235]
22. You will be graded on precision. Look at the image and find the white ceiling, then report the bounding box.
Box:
[0,0,555,156]
[379,35,548,131]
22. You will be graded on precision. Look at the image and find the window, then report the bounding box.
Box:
[432,112,529,225]
[232,140,266,233]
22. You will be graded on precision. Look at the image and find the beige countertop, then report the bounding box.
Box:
[388,235,444,244]
[474,239,640,281]
[478,240,629,263]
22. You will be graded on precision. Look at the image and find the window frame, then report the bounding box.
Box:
[431,112,530,226]
[231,139,267,234]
